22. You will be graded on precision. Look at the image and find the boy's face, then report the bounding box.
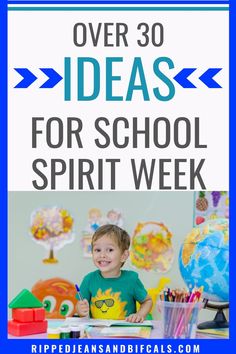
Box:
[92,234,129,277]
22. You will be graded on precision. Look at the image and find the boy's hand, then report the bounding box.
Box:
[76,299,89,317]
[126,313,144,323]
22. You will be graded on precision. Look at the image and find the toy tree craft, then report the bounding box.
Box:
[30,207,74,264]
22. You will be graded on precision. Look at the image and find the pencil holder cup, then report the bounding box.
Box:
[157,301,203,339]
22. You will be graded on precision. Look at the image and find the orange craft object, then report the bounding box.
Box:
[32,278,78,319]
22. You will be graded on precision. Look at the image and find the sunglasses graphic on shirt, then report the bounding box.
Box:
[95,298,114,308]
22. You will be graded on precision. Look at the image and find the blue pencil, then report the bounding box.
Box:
[75,284,83,301]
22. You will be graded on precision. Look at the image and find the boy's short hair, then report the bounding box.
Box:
[91,224,130,252]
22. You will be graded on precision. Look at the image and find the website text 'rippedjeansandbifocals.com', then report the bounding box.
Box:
[31,343,201,354]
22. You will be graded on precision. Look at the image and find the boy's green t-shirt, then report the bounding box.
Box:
[80,270,147,319]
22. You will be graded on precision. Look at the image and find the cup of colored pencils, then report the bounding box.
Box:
[157,287,204,339]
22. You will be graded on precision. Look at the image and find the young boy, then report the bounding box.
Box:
[77,225,152,323]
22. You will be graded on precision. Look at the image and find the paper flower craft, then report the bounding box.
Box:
[30,207,74,263]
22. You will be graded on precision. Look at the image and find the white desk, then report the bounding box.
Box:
[8,319,226,339]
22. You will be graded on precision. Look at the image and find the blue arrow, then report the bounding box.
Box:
[14,68,37,88]
[173,68,196,88]
[40,68,63,88]
[199,68,222,88]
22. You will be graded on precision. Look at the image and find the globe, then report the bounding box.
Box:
[179,218,229,302]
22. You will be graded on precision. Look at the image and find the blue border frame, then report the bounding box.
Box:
[6,1,231,4]
[0,0,8,347]
[1,1,235,353]
[229,0,235,348]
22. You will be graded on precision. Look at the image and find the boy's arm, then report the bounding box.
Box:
[137,295,153,318]
[76,275,91,317]
[126,295,153,323]
[77,299,90,317]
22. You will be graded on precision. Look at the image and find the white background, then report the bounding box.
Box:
[8,8,229,191]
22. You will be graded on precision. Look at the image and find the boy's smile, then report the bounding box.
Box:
[92,235,129,277]
[98,260,111,267]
